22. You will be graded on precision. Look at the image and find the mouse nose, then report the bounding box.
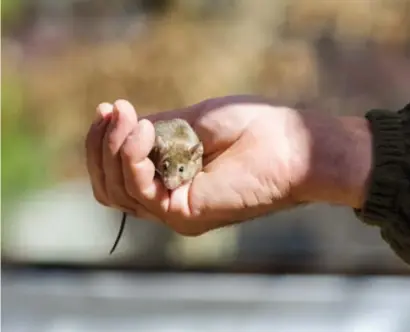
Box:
[163,177,180,190]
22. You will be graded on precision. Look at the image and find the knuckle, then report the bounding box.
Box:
[106,185,122,203]
[106,182,134,210]
[124,177,137,198]
[121,131,152,164]
[95,196,108,207]
[93,190,108,206]
[105,132,119,154]
[120,138,134,161]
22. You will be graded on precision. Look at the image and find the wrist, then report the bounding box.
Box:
[291,111,373,208]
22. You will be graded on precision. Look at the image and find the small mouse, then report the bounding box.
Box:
[150,118,204,190]
[109,118,204,255]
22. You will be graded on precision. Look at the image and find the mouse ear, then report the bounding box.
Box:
[189,142,204,161]
[155,135,168,152]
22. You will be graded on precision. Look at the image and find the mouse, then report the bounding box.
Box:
[150,118,204,190]
[109,118,204,255]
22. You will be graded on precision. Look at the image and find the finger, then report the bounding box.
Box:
[85,102,114,205]
[176,165,244,222]
[102,99,138,203]
[113,201,163,223]
[121,119,170,214]
[133,203,164,223]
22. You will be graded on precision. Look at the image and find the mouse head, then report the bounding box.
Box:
[155,137,204,190]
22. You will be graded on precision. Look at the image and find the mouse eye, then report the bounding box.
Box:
[178,165,184,173]
[163,160,169,171]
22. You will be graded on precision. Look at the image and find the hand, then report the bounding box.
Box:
[85,96,369,235]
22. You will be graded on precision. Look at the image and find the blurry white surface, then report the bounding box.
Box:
[2,179,179,263]
[2,179,238,265]
[2,178,405,269]
[2,272,410,332]
[3,179,124,262]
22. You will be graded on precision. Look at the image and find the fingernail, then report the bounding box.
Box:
[113,99,131,110]
[96,103,113,122]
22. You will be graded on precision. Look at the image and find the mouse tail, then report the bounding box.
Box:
[109,212,127,255]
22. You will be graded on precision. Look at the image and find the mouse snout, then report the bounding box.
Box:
[163,176,182,190]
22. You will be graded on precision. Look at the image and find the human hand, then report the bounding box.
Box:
[85,95,370,235]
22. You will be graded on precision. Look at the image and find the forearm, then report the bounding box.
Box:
[293,103,410,265]
[293,111,373,208]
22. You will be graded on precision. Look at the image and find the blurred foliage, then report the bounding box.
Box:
[1,0,23,28]
[1,71,52,214]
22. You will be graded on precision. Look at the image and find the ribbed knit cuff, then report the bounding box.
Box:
[354,103,410,265]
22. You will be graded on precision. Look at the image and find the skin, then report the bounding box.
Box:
[85,95,372,236]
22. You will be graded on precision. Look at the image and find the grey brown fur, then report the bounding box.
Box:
[109,118,204,255]
[150,118,204,190]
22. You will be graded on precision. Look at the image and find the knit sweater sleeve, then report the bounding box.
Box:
[354,102,410,265]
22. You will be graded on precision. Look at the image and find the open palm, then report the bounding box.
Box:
[86,96,302,235]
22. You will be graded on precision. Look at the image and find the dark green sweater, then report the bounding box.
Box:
[355,102,410,265]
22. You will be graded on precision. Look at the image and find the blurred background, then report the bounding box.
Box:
[2,0,410,331]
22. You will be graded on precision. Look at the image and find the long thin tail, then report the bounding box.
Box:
[109,212,127,255]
